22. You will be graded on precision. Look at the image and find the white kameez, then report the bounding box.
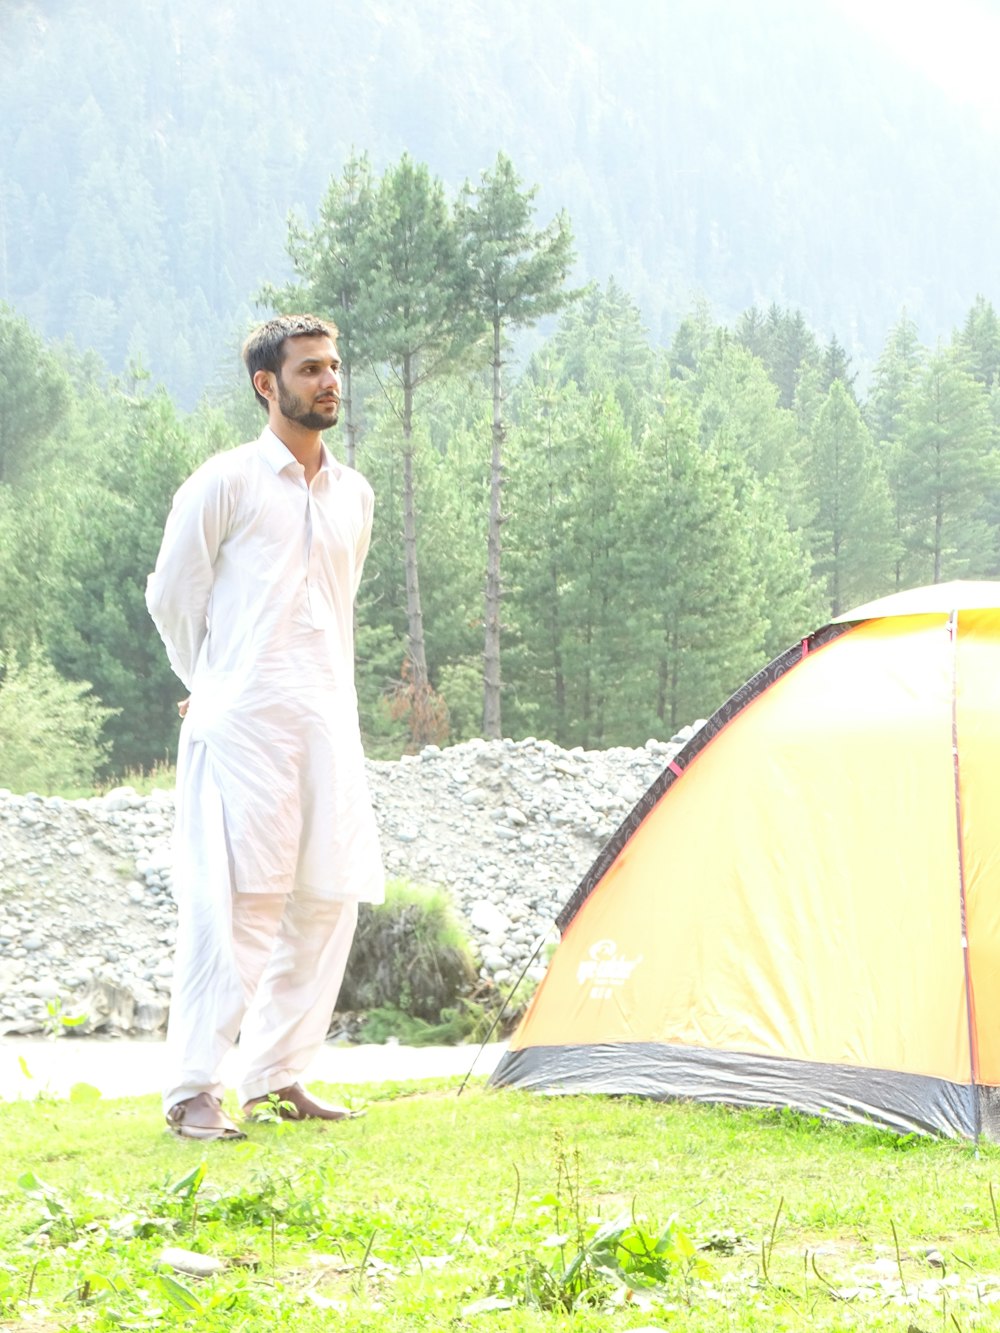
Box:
[146,427,384,1108]
[147,426,384,904]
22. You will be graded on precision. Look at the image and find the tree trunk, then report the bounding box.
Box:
[401,354,428,686]
[482,318,504,739]
[545,424,565,742]
[342,361,356,469]
[831,529,842,616]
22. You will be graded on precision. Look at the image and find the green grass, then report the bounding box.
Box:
[3,1079,1000,1329]
[43,763,178,802]
[98,762,177,798]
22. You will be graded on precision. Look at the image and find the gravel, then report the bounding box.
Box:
[0,727,702,1037]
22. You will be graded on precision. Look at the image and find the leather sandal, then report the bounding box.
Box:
[166,1091,247,1141]
[242,1082,361,1122]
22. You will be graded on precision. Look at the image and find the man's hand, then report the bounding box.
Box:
[178,697,190,718]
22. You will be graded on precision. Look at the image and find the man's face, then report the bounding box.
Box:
[274,335,342,430]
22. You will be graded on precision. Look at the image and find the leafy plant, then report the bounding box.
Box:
[0,1261,18,1315]
[18,1171,81,1243]
[243,1093,300,1126]
[40,995,90,1040]
[489,1136,712,1312]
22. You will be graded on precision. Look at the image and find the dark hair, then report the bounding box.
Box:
[242,314,340,411]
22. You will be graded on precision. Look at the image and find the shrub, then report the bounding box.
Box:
[339,879,478,1023]
[356,1001,491,1046]
[0,647,116,794]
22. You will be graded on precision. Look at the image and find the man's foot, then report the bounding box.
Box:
[166,1091,247,1141]
[242,1082,360,1122]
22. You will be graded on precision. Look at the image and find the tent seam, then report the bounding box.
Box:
[949,609,981,1136]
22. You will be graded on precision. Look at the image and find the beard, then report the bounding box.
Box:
[276,377,339,430]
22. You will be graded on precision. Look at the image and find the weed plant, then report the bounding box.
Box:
[3,1079,1000,1329]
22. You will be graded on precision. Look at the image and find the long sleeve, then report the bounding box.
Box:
[146,465,233,690]
[352,482,375,599]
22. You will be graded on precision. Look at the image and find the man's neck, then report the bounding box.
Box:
[267,417,324,483]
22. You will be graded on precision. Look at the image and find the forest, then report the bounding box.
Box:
[6,0,1000,408]
[3,145,1000,793]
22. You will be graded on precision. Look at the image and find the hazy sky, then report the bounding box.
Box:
[831,0,1000,125]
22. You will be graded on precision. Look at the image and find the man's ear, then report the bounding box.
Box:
[253,369,275,402]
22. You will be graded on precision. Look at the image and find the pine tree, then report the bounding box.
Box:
[864,314,927,588]
[668,298,718,380]
[260,151,376,466]
[955,295,1000,390]
[689,339,806,523]
[864,311,924,446]
[504,370,589,744]
[805,381,896,614]
[548,279,658,440]
[742,480,827,655]
[0,305,72,486]
[819,333,857,398]
[686,339,821,649]
[456,152,576,739]
[354,155,480,691]
[894,350,996,584]
[735,304,820,408]
[44,380,198,772]
[630,389,767,731]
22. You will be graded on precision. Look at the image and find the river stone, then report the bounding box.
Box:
[0,729,702,1037]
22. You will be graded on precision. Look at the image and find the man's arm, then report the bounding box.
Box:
[146,466,232,690]
[352,480,375,599]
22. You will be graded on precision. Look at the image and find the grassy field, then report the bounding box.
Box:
[3,1074,1000,1331]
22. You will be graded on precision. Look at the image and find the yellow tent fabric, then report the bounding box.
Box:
[956,607,1000,1086]
[492,585,1000,1139]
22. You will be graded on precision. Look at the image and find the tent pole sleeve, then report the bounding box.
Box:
[950,609,981,1138]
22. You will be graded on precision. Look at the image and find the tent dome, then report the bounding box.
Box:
[492,583,1000,1140]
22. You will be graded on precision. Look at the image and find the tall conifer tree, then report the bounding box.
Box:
[865,312,924,446]
[355,155,479,690]
[457,152,576,738]
[805,380,896,614]
[894,350,996,583]
[955,295,1000,390]
[0,305,72,486]
[260,152,376,467]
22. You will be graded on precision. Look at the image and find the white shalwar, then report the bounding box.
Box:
[146,427,384,1110]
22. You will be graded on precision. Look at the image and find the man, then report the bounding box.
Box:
[146,314,384,1141]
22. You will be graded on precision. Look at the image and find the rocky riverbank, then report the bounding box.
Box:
[0,729,701,1037]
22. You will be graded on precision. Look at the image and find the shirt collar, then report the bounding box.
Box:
[257,427,342,479]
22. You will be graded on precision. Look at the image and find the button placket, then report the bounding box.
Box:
[304,486,319,628]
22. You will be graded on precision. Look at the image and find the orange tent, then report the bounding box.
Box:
[491,582,1000,1139]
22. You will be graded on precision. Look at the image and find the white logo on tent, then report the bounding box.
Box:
[576,938,643,999]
